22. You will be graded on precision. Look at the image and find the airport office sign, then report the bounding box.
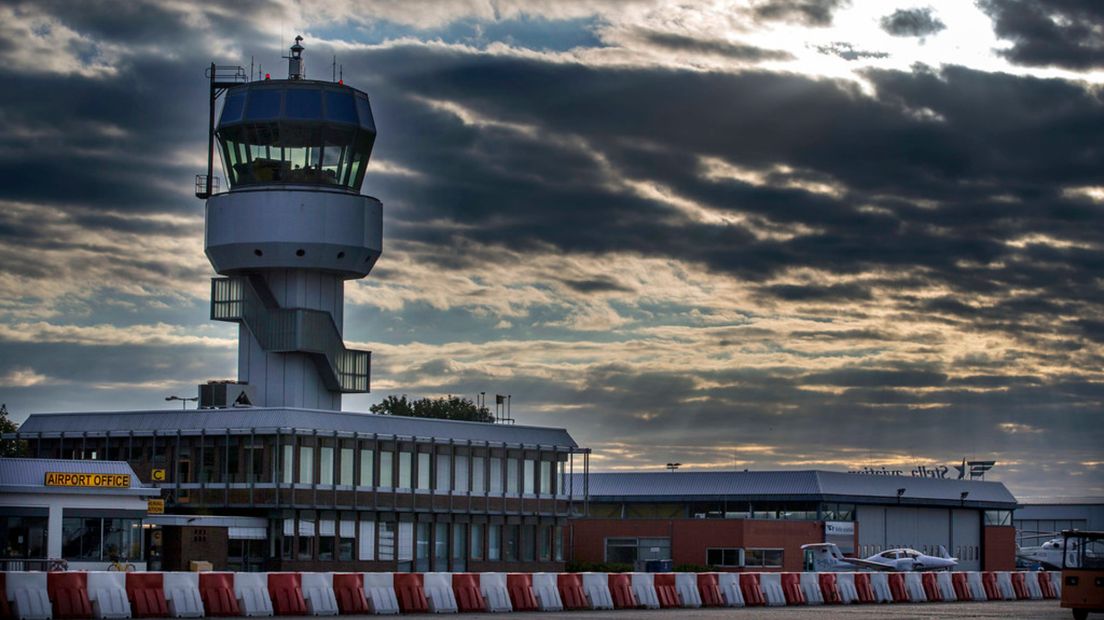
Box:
[44,472,131,488]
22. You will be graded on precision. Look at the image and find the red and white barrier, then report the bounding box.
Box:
[715,573,744,608]
[299,573,339,616]
[606,573,637,609]
[331,573,368,615]
[580,573,613,610]
[674,573,701,608]
[530,573,563,612]
[477,573,511,613]
[232,573,271,618]
[361,572,398,615]
[86,572,130,620]
[505,574,538,612]
[757,573,786,606]
[627,573,658,609]
[799,572,823,604]
[868,572,892,603]
[555,573,588,611]
[652,574,679,608]
[163,572,204,618]
[421,572,458,614]
[904,572,927,602]
[198,573,239,617]
[995,571,1016,600]
[7,572,53,620]
[834,572,858,604]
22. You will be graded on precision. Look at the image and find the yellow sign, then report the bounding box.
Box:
[44,472,131,488]
[147,499,165,514]
[151,469,167,482]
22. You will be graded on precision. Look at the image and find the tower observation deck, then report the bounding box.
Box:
[200,38,382,410]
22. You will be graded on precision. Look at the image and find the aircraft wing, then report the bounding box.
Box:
[839,557,896,571]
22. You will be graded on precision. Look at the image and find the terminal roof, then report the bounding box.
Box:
[15,407,578,449]
[0,457,159,497]
[574,469,1017,509]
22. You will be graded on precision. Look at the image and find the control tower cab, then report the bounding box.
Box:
[200,38,382,410]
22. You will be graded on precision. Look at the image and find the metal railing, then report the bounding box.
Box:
[0,558,67,572]
[211,277,370,392]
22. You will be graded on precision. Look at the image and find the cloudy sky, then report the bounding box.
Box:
[1,0,1102,497]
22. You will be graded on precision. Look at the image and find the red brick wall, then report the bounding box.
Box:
[570,519,824,572]
[983,525,1016,571]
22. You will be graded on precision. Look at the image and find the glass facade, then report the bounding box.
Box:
[217,83,376,192]
[61,516,142,561]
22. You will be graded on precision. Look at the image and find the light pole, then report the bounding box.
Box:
[666,462,681,472]
[165,395,197,410]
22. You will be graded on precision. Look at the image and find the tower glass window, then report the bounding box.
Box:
[217,83,376,192]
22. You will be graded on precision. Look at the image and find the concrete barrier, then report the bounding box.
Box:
[299,573,338,616]
[935,572,955,602]
[230,573,271,618]
[580,573,613,611]
[757,573,786,607]
[530,573,562,612]
[265,573,306,616]
[715,573,744,608]
[556,574,589,611]
[450,574,484,613]
[198,573,239,617]
[868,572,892,603]
[674,573,702,608]
[1048,571,1062,597]
[505,574,537,613]
[1011,572,1034,600]
[652,574,679,609]
[162,573,203,618]
[817,573,841,604]
[85,572,130,620]
[904,572,926,602]
[994,572,1016,600]
[125,574,168,619]
[330,574,368,615]
[477,573,511,613]
[392,574,428,614]
[779,573,805,606]
[799,572,824,605]
[421,573,457,614]
[833,573,858,604]
[852,573,875,603]
[738,573,765,607]
[696,574,725,608]
[361,573,398,615]
[606,573,637,610]
[919,572,942,602]
[8,572,52,620]
[47,571,90,620]
[1036,571,1057,600]
[627,573,658,610]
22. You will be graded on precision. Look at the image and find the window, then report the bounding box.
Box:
[471,524,484,561]
[520,525,535,562]
[378,522,395,561]
[285,89,322,119]
[452,523,467,572]
[472,456,485,493]
[455,455,469,492]
[359,448,374,487]
[379,450,393,488]
[325,91,358,123]
[539,526,552,561]
[507,459,519,495]
[1,516,47,558]
[540,461,552,495]
[605,538,672,563]
[488,524,501,561]
[398,452,412,488]
[436,453,451,491]
[489,458,502,493]
[358,518,375,561]
[62,516,142,561]
[415,523,430,572]
[245,89,282,120]
[503,525,518,561]
[554,526,564,562]
[298,511,316,560]
[398,522,414,566]
[745,548,783,568]
[319,512,336,560]
[417,453,431,490]
[434,523,449,570]
[523,460,535,495]
[281,443,294,483]
[985,510,1012,526]
[299,446,314,484]
[339,448,353,486]
[319,446,334,485]
[707,548,742,567]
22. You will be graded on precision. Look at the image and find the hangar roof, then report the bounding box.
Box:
[574,469,1017,509]
[13,407,578,449]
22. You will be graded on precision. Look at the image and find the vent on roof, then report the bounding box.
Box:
[198,381,256,409]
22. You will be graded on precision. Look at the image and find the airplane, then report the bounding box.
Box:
[1016,535,1075,570]
[802,542,958,572]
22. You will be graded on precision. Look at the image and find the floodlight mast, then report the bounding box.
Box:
[198,36,382,410]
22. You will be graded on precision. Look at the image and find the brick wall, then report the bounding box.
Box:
[983,525,1016,571]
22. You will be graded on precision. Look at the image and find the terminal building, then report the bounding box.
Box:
[568,470,1018,572]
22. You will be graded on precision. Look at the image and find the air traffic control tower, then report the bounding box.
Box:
[198,37,380,410]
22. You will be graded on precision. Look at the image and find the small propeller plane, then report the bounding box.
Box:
[802,542,959,572]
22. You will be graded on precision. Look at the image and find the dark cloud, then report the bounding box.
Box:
[641,31,793,61]
[561,277,634,294]
[979,0,1104,69]
[880,7,946,38]
[750,0,850,26]
[815,42,889,61]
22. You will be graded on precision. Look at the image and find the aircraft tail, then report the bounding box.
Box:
[937,545,953,559]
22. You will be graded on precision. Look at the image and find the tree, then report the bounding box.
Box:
[370,395,494,423]
[0,403,25,457]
